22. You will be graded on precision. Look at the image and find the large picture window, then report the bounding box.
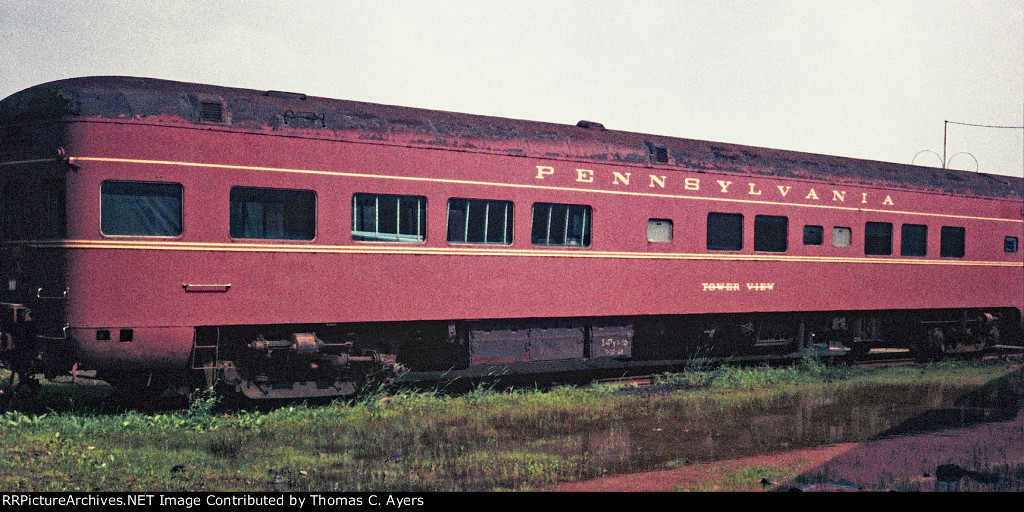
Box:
[230,186,315,240]
[447,198,513,245]
[531,202,591,247]
[352,193,426,242]
[101,181,182,237]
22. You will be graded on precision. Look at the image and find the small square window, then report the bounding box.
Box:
[647,219,673,242]
[707,212,743,251]
[900,224,927,257]
[1006,236,1019,254]
[833,226,851,247]
[754,215,788,252]
[803,225,823,246]
[865,221,893,255]
[940,226,965,258]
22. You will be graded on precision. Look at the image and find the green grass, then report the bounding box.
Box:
[672,463,801,492]
[0,358,1019,491]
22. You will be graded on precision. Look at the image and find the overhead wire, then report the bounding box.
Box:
[945,120,1024,130]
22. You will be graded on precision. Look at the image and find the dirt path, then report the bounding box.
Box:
[549,410,1023,492]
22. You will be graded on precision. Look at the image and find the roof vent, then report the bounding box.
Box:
[200,101,224,123]
[264,90,308,101]
[576,120,605,130]
[645,140,669,164]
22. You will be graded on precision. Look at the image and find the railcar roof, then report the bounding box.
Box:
[2,76,1022,200]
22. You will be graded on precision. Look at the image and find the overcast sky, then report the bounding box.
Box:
[2,0,1021,176]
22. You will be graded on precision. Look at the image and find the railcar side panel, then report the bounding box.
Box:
[56,122,1022,329]
[3,77,1022,395]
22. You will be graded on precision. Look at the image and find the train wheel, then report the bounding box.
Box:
[913,328,943,362]
[846,342,871,361]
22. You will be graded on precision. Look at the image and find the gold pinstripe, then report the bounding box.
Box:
[4,155,1022,267]
[10,239,1023,267]
[64,156,1024,224]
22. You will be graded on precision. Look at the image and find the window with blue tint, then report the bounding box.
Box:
[101,181,182,237]
[447,198,513,245]
[230,186,315,240]
[1005,236,1019,254]
[531,203,591,247]
[352,193,426,242]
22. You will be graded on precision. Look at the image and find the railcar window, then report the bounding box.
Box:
[754,215,788,252]
[447,198,513,245]
[647,219,673,243]
[352,193,426,242]
[707,212,743,251]
[1006,236,1019,254]
[531,203,591,247]
[864,222,892,255]
[0,181,22,240]
[803,225,823,246]
[39,180,66,239]
[101,181,182,237]
[230,187,315,240]
[940,226,965,258]
[900,224,927,257]
[832,226,852,247]
[1,181,28,240]
[2,180,66,240]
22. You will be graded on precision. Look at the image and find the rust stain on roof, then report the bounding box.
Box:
[2,76,1021,201]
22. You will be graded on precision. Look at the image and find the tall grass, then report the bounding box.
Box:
[654,356,848,389]
[0,358,1018,491]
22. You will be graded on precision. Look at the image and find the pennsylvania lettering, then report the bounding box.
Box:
[534,165,896,206]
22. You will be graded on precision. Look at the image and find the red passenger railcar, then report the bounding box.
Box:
[1,77,1021,398]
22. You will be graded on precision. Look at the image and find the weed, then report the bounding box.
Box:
[187,388,219,419]
[3,411,47,427]
[707,363,802,389]
[654,370,709,388]
[654,357,850,391]
[797,356,825,377]
[0,358,1017,491]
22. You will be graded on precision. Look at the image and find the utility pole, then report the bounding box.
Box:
[942,120,1024,170]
